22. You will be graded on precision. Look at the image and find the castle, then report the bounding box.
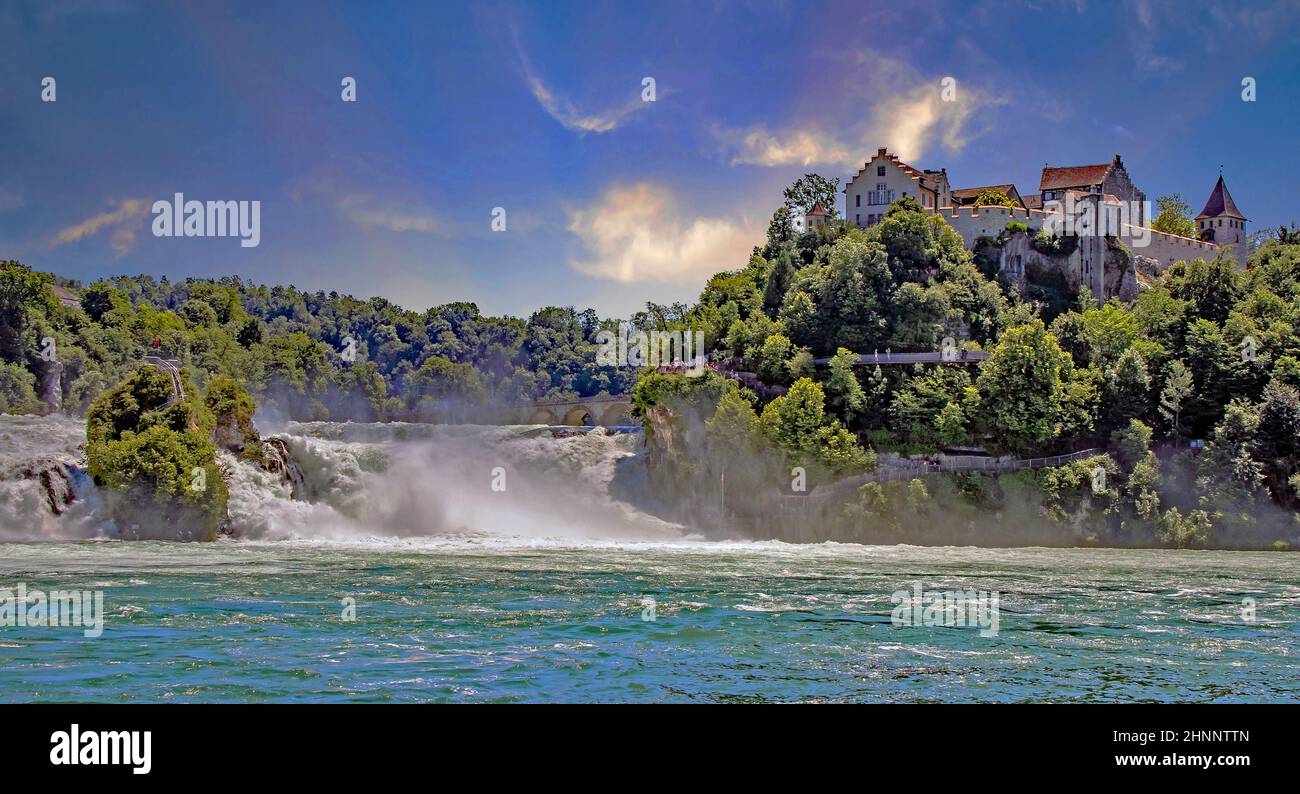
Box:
[810,147,1247,301]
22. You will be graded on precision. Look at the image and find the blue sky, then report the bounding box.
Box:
[2,0,1298,318]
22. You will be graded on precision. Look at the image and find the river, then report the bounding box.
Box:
[0,416,1296,702]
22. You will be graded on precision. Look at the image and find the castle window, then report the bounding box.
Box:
[855,194,861,207]
[877,166,886,177]
[856,214,860,225]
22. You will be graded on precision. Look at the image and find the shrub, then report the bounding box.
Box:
[0,361,40,414]
[1032,229,1079,257]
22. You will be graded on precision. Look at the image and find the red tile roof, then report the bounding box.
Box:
[806,202,831,217]
[1040,163,1111,191]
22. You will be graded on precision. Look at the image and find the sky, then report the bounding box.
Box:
[2,0,1299,319]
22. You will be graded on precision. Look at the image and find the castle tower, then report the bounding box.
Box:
[1196,175,1247,267]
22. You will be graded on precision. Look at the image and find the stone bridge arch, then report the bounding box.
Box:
[526,407,558,425]
[518,395,634,427]
[562,405,595,426]
[598,403,633,426]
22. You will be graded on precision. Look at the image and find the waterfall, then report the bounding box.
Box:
[1,415,690,544]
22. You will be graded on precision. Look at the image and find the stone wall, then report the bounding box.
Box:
[935,203,1227,302]
[1119,223,1232,269]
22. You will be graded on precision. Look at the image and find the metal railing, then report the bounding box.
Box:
[143,356,184,407]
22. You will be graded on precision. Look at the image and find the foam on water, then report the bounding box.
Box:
[2,415,692,544]
[0,414,104,541]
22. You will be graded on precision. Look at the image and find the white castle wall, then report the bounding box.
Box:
[1117,224,1223,271]
[938,205,1044,241]
[939,206,1221,264]
[933,204,1233,302]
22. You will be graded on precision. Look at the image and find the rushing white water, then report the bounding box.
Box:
[0,414,102,541]
[0,415,691,544]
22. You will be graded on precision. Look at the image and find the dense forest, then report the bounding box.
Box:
[627,182,1300,549]
[0,260,665,422]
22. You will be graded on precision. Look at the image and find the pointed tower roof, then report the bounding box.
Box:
[806,202,831,217]
[1196,175,1246,221]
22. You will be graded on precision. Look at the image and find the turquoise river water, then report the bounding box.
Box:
[0,417,1295,702]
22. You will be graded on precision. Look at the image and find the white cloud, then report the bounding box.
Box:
[717,52,997,168]
[50,198,150,256]
[567,184,759,285]
[720,125,851,167]
[869,81,985,162]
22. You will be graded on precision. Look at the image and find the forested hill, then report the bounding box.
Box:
[0,264,671,421]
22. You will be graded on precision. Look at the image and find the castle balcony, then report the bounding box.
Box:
[866,190,894,206]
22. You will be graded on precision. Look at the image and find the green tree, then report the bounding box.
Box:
[1166,253,1241,325]
[783,174,840,218]
[754,333,794,385]
[935,401,967,447]
[974,189,1014,207]
[1254,381,1300,504]
[1160,507,1212,549]
[1110,418,1153,471]
[404,354,489,419]
[204,375,261,459]
[766,206,795,248]
[1158,359,1194,439]
[975,320,1071,454]
[823,348,866,426]
[787,347,816,381]
[758,377,870,476]
[1150,194,1197,239]
[1102,347,1151,429]
[0,260,54,364]
[0,361,40,414]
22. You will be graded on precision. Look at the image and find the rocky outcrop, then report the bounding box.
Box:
[261,437,305,500]
[642,404,679,468]
[20,458,84,515]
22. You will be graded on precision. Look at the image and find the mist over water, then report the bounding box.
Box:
[230,421,691,543]
[0,415,691,545]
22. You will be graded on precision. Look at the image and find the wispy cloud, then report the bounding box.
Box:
[514,31,651,134]
[716,50,999,168]
[567,184,759,285]
[717,125,851,168]
[335,194,446,234]
[50,198,150,256]
[291,175,448,235]
[524,71,649,134]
